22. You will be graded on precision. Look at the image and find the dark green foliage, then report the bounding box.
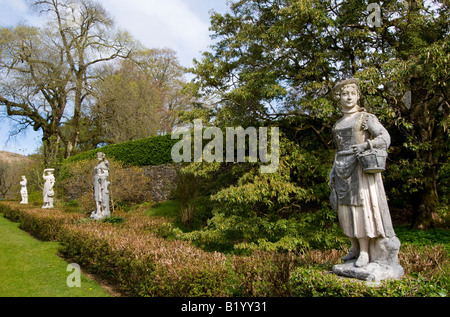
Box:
[290,266,448,297]
[102,216,125,225]
[178,205,347,254]
[64,134,178,166]
[395,226,450,250]
[175,134,342,253]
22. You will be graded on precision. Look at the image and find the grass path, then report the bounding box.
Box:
[0,214,110,297]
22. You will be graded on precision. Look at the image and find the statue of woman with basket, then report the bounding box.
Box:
[329,78,403,281]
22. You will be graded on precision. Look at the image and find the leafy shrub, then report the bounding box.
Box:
[64,134,178,167]
[399,244,449,280]
[227,251,295,297]
[102,216,125,225]
[209,140,333,218]
[179,206,347,254]
[176,137,340,253]
[0,203,21,222]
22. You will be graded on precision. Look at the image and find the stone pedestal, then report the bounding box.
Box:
[333,260,404,282]
[333,237,404,282]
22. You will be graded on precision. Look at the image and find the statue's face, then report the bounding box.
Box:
[340,84,359,111]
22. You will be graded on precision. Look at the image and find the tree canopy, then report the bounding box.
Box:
[189,0,449,229]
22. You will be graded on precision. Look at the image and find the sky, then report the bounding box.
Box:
[0,0,230,155]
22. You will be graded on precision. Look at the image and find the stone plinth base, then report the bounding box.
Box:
[333,236,405,282]
[333,260,404,282]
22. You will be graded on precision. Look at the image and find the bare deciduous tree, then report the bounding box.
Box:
[0,0,133,165]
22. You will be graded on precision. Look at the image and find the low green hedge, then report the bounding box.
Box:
[65,134,178,166]
[0,202,83,241]
[0,202,291,297]
[1,202,447,297]
[58,222,231,297]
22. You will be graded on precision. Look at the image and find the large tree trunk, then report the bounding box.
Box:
[408,90,440,229]
[411,163,438,229]
[66,70,84,158]
[42,131,61,168]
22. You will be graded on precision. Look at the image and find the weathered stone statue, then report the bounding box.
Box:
[90,152,111,220]
[42,169,55,209]
[329,78,404,282]
[20,176,28,204]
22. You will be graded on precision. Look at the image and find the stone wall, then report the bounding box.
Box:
[60,162,179,205]
[141,164,178,202]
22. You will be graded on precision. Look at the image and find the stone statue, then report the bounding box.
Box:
[20,176,28,204]
[329,78,404,282]
[42,169,55,209]
[90,152,111,220]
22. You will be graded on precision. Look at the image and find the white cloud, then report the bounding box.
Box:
[0,0,27,13]
[0,0,43,26]
[101,0,212,67]
[1,0,224,67]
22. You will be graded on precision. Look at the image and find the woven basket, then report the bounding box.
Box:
[358,141,387,174]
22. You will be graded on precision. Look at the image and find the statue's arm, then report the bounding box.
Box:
[329,162,336,189]
[364,114,391,150]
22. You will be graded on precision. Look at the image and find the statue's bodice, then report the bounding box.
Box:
[331,112,369,206]
[332,112,368,153]
[95,161,109,177]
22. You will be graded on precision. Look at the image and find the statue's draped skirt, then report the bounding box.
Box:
[331,112,395,239]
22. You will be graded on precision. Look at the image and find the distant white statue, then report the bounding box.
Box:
[90,152,111,220]
[42,169,55,209]
[20,176,28,204]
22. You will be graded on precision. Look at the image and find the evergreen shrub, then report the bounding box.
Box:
[64,134,178,167]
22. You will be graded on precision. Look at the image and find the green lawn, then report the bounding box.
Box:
[0,214,110,297]
[145,201,179,218]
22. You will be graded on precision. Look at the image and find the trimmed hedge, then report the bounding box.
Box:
[0,202,291,297]
[1,202,447,297]
[0,202,83,241]
[65,134,179,166]
[59,222,231,297]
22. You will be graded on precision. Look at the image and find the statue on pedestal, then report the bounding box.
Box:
[20,176,28,204]
[90,152,110,220]
[42,169,55,209]
[329,78,404,282]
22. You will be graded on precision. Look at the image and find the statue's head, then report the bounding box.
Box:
[97,152,105,161]
[44,168,54,175]
[332,78,361,112]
